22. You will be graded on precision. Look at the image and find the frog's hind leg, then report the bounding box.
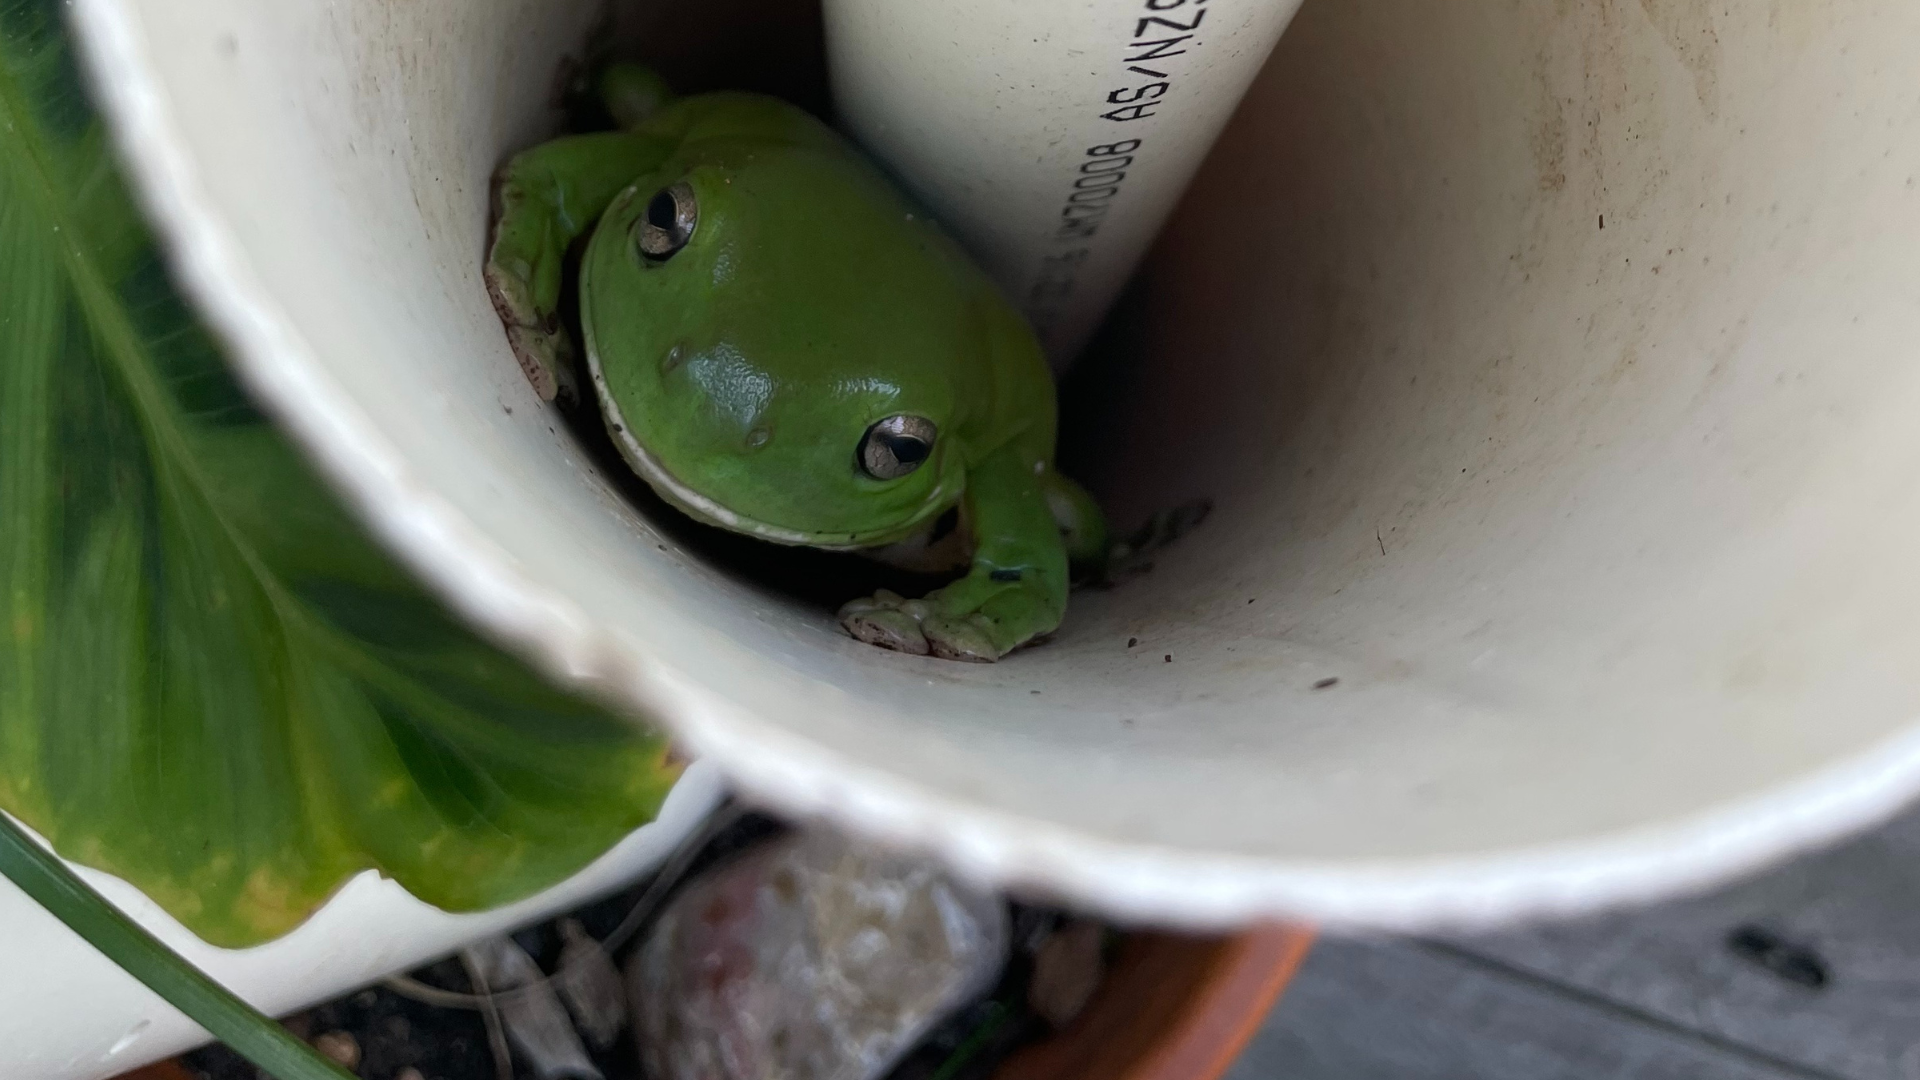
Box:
[1042,468,1109,569]
[598,63,676,129]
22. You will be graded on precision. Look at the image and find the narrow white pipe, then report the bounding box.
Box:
[823,0,1307,370]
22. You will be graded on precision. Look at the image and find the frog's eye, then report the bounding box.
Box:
[858,415,938,480]
[635,181,697,260]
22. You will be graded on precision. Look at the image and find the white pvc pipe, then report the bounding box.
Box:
[823,0,1306,369]
[39,9,1920,1073]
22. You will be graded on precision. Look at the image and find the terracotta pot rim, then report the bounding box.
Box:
[993,925,1314,1080]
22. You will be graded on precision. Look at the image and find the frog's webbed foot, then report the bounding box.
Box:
[486,276,579,404]
[485,174,580,404]
[839,591,934,656]
[837,591,999,663]
[838,576,1059,663]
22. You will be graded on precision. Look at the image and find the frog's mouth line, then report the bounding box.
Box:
[585,353,954,550]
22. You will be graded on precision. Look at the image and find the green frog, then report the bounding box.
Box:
[485,65,1104,661]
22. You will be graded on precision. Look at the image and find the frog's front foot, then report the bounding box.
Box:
[840,590,937,656]
[483,257,579,404]
[838,590,999,662]
[838,577,1060,663]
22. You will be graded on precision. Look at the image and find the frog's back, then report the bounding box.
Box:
[621,90,1054,461]
[642,91,849,160]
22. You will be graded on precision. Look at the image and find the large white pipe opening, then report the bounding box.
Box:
[64,0,1920,941]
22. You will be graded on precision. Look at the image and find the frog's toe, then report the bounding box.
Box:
[838,591,932,656]
[484,259,539,330]
[504,322,577,404]
[922,614,1002,663]
[843,608,930,655]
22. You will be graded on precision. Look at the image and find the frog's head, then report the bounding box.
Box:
[580,137,1000,549]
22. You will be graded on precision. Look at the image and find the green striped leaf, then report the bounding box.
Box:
[0,0,677,948]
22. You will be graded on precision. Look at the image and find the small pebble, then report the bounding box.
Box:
[630,827,1009,1080]
[1028,920,1107,1029]
[396,1069,426,1080]
[313,1030,361,1071]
